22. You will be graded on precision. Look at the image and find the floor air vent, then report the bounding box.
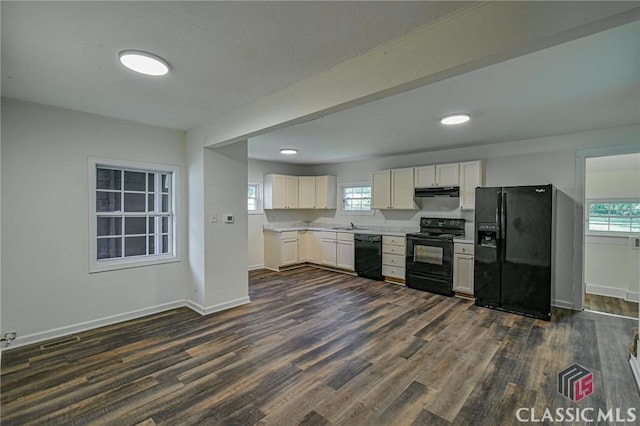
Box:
[40,336,80,350]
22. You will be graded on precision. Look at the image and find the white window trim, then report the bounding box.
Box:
[88,157,181,273]
[338,182,374,216]
[585,198,640,237]
[248,182,263,215]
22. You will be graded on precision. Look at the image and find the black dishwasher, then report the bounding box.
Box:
[354,234,383,281]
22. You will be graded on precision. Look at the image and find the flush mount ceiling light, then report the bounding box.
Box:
[440,113,471,125]
[118,50,169,76]
[280,149,298,155]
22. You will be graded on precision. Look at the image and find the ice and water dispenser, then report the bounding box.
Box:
[477,223,497,248]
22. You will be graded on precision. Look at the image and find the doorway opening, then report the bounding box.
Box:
[583,153,639,318]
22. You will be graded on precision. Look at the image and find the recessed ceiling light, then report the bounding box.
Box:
[440,113,471,125]
[119,50,169,76]
[280,148,298,155]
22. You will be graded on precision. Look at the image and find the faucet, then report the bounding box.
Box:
[350,222,355,230]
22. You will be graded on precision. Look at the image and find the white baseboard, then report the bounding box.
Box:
[186,296,251,316]
[587,284,637,302]
[3,300,186,350]
[248,264,264,271]
[631,356,640,392]
[626,291,639,303]
[552,299,574,309]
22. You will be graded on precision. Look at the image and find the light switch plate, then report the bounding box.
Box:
[210,212,218,223]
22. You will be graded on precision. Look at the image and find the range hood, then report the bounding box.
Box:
[415,186,460,197]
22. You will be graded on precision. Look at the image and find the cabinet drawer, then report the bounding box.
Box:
[337,232,354,242]
[382,243,406,256]
[382,253,405,267]
[281,231,298,240]
[382,265,405,279]
[454,243,474,255]
[382,235,405,246]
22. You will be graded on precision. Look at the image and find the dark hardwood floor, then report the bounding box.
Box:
[2,267,639,425]
[584,293,639,318]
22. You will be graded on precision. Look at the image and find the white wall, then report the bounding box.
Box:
[1,98,189,346]
[185,125,251,314]
[584,162,640,301]
[250,124,640,308]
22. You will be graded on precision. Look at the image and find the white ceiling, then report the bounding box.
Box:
[250,19,640,164]
[1,1,471,130]
[2,2,638,167]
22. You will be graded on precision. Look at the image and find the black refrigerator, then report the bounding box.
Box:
[474,185,553,320]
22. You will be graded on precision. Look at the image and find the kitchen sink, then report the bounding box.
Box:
[331,226,369,231]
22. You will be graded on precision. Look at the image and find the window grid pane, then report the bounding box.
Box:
[587,201,640,234]
[342,186,372,211]
[96,165,174,261]
[248,184,259,211]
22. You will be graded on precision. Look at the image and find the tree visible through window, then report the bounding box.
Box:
[342,185,371,211]
[588,201,640,233]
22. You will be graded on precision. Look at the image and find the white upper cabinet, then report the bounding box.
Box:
[372,170,392,209]
[264,174,297,209]
[391,168,416,209]
[372,168,416,210]
[315,175,337,209]
[265,174,335,210]
[298,176,316,209]
[459,160,484,210]
[414,163,459,187]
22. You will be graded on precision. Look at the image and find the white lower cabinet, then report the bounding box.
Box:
[306,231,321,264]
[453,242,474,295]
[319,232,354,271]
[382,235,406,281]
[264,230,300,270]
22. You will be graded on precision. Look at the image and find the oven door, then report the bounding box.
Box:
[406,236,453,278]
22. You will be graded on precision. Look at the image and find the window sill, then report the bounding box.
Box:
[338,210,375,216]
[248,210,264,216]
[90,254,181,273]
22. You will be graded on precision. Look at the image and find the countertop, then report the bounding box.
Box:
[263,222,418,237]
[453,237,474,244]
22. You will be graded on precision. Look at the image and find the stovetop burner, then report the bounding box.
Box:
[409,217,466,240]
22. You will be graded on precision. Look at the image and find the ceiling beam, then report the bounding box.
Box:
[190,1,640,149]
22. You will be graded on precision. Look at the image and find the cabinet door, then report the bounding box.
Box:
[281,238,299,265]
[414,165,436,188]
[391,168,415,209]
[315,176,337,209]
[298,177,316,209]
[372,170,391,209]
[307,231,321,263]
[459,160,484,210]
[285,176,299,208]
[320,238,337,266]
[453,254,474,294]
[267,174,287,209]
[337,240,355,271]
[297,231,308,261]
[436,163,460,186]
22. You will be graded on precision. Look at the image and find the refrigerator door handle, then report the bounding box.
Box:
[496,191,502,262]
[500,192,507,260]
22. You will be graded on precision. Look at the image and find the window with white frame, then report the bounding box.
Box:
[89,158,179,272]
[341,184,372,212]
[587,200,640,234]
[248,183,261,212]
